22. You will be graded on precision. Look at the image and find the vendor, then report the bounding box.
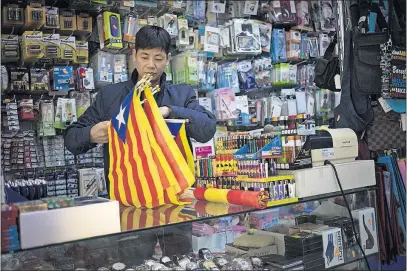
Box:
[64,25,214,260]
[64,25,216,178]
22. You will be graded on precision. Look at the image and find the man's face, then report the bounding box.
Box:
[134,48,170,83]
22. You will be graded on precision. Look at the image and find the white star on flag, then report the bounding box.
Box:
[116,105,126,130]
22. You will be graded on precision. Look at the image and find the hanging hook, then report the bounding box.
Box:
[47,0,58,12]
[9,27,15,39]
[65,30,74,40]
[140,7,151,18]
[84,32,92,41]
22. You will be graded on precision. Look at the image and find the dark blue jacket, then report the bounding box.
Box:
[64,70,216,179]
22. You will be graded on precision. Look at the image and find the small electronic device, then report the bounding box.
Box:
[102,11,123,49]
[2,4,25,28]
[24,1,45,29]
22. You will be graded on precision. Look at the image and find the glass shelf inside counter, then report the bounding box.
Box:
[2,187,379,271]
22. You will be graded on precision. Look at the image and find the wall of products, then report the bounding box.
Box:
[0,0,346,205]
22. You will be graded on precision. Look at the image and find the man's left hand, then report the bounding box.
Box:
[159,106,172,118]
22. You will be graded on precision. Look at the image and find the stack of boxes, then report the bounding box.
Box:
[1,205,20,252]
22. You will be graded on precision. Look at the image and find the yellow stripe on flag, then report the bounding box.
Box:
[179,123,195,175]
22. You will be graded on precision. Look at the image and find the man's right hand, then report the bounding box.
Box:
[90,121,110,144]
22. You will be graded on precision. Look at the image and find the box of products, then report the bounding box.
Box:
[351,207,378,256]
[18,197,120,249]
[102,11,123,49]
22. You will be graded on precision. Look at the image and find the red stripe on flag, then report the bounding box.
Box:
[144,103,189,191]
[151,150,170,189]
[127,208,135,231]
[130,110,159,207]
[152,209,161,226]
[110,125,121,201]
[163,205,179,224]
[118,139,133,206]
[139,209,147,229]
[175,134,187,161]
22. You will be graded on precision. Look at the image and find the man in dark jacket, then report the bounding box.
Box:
[64,26,216,261]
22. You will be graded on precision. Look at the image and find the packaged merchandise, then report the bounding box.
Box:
[1,66,8,93]
[204,26,220,53]
[23,1,46,29]
[102,11,123,49]
[43,33,61,59]
[9,68,30,93]
[237,60,256,91]
[76,67,95,90]
[75,41,89,64]
[212,88,237,120]
[271,29,287,63]
[216,62,240,93]
[351,208,378,256]
[286,30,301,60]
[52,66,74,91]
[60,35,76,61]
[21,31,44,62]
[59,9,77,31]
[234,95,250,126]
[123,14,138,44]
[18,99,35,120]
[39,101,56,137]
[78,168,98,196]
[44,6,59,29]
[30,68,50,92]
[113,54,128,83]
[265,0,297,24]
[2,4,25,28]
[177,18,189,46]
[76,12,92,33]
[91,50,113,87]
[1,35,20,63]
[71,91,91,118]
[257,21,272,53]
[161,13,178,37]
[232,19,261,54]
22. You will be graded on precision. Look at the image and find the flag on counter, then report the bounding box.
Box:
[108,76,195,208]
[120,205,196,231]
[165,119,195,175]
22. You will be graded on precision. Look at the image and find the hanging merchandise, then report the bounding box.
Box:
[320,0,336,32]
[39,101,56,137]
[1,35,20,63]
[271,28,287,63]
[256,20,272,53]
[231,19,261,54]
[59,9,77,32]
[113,54,128,83]
[43,33,61,59]
[18,99,35,121]
[1,66,8,93]
[54,98,77,129]
[2,4,25,29]
[52,66,74,91]
[76,67,95,90]
[177,17,189,46]
[90,50,113,87]
[44,6,59,29]
[216,62,240,93]
[198,60,217,91]
[30,69,50,93]
[314,34,340,92]
[286,30,301,61]
[71,91,91,118]
[9,68,30,93]
[76,12,92,34]
[171,52,199,85]
[234,95,250,126]
[23,1,46,30]
[262,0,297,25]
[204,26,220,53]
[212,88,238,121]
[208,0,226,14]
[253,58,272,88]
[295,0,312,30]
[98,11,123,49]
[3,99,20,132]
[318,33,330,57]
[160,13,178,38]
[75,41,89,64]
[59,35,76,61]
[123,13,138,45]
[308,34,319,58]
[237,60,256,91]
[21,31,44,63]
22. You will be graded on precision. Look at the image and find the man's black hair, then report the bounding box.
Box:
[135,25,171,55]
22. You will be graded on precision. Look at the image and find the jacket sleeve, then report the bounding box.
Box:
[64,89,106,155]
[166,87,216,143]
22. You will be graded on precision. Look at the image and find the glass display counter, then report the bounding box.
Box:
[1,187,379,271]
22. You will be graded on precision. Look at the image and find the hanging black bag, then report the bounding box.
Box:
[314,34,340,92]
[351,0,394,95]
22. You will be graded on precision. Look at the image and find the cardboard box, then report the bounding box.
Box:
[19,198,120,249]
[313,227,345,268]
[351,207,378,256]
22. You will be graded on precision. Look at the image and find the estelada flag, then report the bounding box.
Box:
[143,86,195,201]
[108,78,195,208]
[165,119,195,176]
